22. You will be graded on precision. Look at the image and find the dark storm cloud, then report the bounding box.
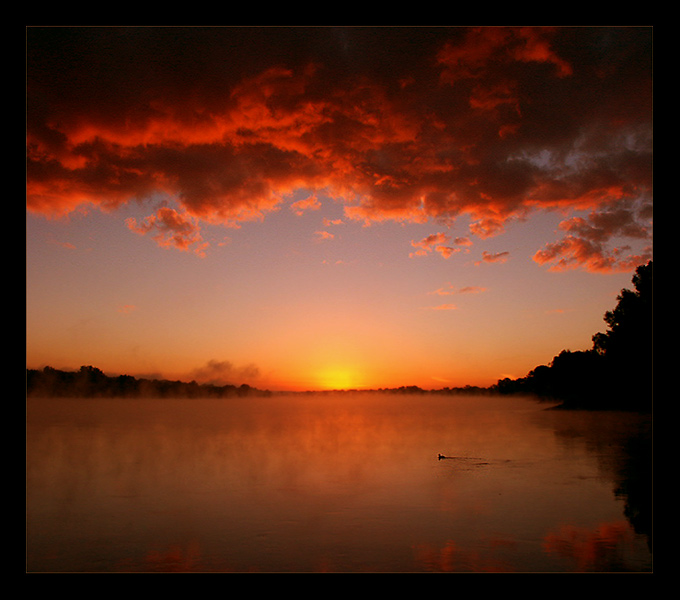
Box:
[26,26,652,271]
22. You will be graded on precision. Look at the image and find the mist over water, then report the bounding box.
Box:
[26,393,651,572]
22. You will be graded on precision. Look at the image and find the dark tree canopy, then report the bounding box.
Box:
[26,365,270,399]
[494,261,653,410]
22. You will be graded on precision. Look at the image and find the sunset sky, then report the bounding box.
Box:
[26,26,652,391]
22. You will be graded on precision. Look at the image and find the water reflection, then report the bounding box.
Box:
[542,521,639,572]
[532,407,653,553]
[26,394,652,572]
[413,538,516,573]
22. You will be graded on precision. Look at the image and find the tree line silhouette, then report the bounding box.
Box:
[492,261,653,411]
[26,262,652,410]
[26,365,270,399]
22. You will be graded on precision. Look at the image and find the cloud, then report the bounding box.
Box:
[429,285,456,296]
[429,284,487,296]
[557,203,651,242]
[49,240,76,250]
[410,232,467,259]
[425,281,487,309]
[427,303,458,311]
[437,27,572,85]
[411,232,449,256]
[189,359,260,385]
[532,201,652,272]
[126,207,207,256]
[475,251,510,265]
[435,246,459,259]
[469,217,506,239]
[533,236,652,273]
[27,27,652,270]
[290,193,321,215]
[117,304,138,314]
[315,230,335,241]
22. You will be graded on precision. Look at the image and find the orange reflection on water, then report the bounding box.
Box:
[115,540,204,572]
[413,539,516,573]
[542,521,635,572]
[27,395,651,572]
[143,541,202,572]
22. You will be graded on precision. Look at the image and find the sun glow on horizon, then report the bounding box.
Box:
[26,28,652,398]
[315,366,367,391]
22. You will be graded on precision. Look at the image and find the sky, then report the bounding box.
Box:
[26,26,653,391]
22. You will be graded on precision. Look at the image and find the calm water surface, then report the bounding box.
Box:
[26,394,652,572]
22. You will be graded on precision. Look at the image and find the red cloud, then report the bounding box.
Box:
[429,284,487,296]
[469,217,506,239]
[427,303,458,311]
[437,27,571,82]
[511,27,573,77]
[533,201,653,272]
[27,27,652,270]
[314,230,334,242]
[290,193,321,215]
[476,251,510,265]
[533,236,652,273]
[126,207,206,256]
[410,233,459,259]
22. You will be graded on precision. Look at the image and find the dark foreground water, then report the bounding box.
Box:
[26,394,652,572]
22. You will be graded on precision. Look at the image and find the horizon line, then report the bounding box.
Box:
[26,364,501,395]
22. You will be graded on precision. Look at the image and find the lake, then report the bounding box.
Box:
[26,393,652,573]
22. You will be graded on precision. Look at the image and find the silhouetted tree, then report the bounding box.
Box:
[27,366,270,399]
[590,261,653,409]
[495,261,652,410]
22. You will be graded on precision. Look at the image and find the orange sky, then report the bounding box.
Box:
[26,27,652,391]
